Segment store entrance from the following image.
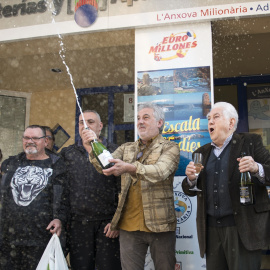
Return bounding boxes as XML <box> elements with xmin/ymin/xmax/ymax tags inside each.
<box><xmin>75</xmin><ymin>85</ymin><xmax>134</xmax><ymax>145</ymax></box>
<box><xmin>215</xmin><ymin>74</ymin><xmax>270</xmax><ymax>153</ymax></box>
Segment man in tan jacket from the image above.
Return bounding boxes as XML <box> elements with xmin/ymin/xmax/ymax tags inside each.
<box><xmin>82</xmin><ymin>102</ymin><xmax>180</xmax><ymax>270</ymax></box>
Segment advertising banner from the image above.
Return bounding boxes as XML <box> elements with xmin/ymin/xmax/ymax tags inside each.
<box><xmin>247</xmin><ymin>85</ymin><xmax>270</xmax><ymax>129</ymax></box>
<box><xmin>135</xmin><ymin>22</ymin><xmax>213</xmax><ymax>269</ymax></box>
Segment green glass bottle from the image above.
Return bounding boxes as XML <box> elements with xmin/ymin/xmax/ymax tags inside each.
<box><xmin>91</xmin><ymin>138</ymin><xmax>114</xmax><ymax>169</ymax></box>
<box><xmin>239</xmin><ymin>152</ymin><xmax>254</xmax><ymax>205</ymax></box>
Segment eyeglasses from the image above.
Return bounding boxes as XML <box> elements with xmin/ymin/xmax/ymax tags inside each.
<box><xmin>137</xmin><ymin>143</ymin><xmax>147</xmax><ymax>160</ymax></box>
<box><xmin>136</xmin><ymin>151</ymin><xmax>143</xmax><ymax>160</ymax></box>
<box><xmin>46</xmin><ymin>135</ymin><xmax>53</xmax><ymax>140</ymax></box>
<box><xmin>22</xmin><ymin>136</ymin><xmax>45</xmax><ymax>142</ymax></box>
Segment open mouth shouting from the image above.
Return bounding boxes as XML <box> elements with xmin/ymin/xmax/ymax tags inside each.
<box><xmin>209</xmin><ymin>128</ymin><xmax>214</xmax><ymax>134</ymax></box>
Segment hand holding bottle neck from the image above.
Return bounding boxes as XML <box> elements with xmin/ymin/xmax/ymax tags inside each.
<box><xmin>237</xmin><ymin>152</ymin><xmax>259</xmax><ymax>174</ymax></box>
<box><xmin>81</xmin><ymin>128</ymin><xmax>99</xmax><ymax>151</ymax></box>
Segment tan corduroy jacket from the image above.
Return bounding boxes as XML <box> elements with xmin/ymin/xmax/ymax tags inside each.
<box><xmin>89</xmin><ymin>134</ymin><xmax>180</xmax><ymax>232</ymax></box>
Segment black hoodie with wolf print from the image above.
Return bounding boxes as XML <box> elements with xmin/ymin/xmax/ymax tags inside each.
<box><xmin>0</xmin><ymin>150</ymin><xmax>69</xmax><ymax>247</ymax></box>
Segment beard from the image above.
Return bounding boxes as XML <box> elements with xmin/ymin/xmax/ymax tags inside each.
<box><xmin>24</xmin><ymin>144</ymin><xmax>38</xmax><ymax>155</ymax></box>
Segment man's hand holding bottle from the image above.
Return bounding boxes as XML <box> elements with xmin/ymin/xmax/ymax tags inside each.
<box><xmin>82</xmin><ymin>129</ymin><xmax>136</xmax><ymax>176</ymax></box>
<box><xmin>82</xmin><ymin>128</ymin><xmax>97</xmax><ymax>145</ymax></box>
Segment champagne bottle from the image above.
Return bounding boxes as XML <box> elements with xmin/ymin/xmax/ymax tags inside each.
<box><xmin>239</xmin><ymin>152</ymin><xmax>254</xmax><ymax>205</ymax></box>
<box><xmin>91</xmin><ymin>138</ymin><xmax>114</xmax><ymax>169</ymax></box>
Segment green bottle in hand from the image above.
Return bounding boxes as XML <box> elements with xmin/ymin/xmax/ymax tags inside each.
<box><xmin>91</xmin><ymin>138</ymin><xmax>114</xmax><ymax>169</ymax></box>
<box><xmin>239</xmin><ymin>152</ymin><xmax>254</xmax><ymax>205</ymax></box>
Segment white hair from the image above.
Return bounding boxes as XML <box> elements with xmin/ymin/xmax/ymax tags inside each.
<box><xmin>209</xmin><ymin>102</ymin><xmax>239</xmax><ymax>131</ymax></box>
<box><xmin>138</xmin><ymin>102</ymin><xmax>165</xmax><ymax>133</ymax></box>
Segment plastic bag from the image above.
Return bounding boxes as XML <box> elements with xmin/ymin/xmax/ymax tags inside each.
<box><xmin>36</xmin><ymin>234</ymin><xmax>69</xmax><ymax>270</ymax></box>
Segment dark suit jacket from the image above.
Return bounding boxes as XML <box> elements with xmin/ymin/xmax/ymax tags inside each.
<box><xmin>182</xmin><ymin>133</ymin><xmax>270</xmax><ymax>258</ymax></box>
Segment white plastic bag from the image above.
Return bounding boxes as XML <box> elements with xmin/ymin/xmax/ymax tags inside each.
<box><xmin>36</xmin><ymin>234</ymin><xmax>69</xmax><ymax>270</ymax></box>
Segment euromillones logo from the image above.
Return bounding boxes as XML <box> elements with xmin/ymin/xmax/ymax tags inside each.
<box><xmin>149</xmin><ymin>31</ymin><xmax>197</xmax><ymax>61</ymax></box>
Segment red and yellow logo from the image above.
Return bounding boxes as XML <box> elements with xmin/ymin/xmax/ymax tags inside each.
<box><xmin>149</xmin><ymin>31</ymin><xmax>197</xmax><ymax>61</ymax></box>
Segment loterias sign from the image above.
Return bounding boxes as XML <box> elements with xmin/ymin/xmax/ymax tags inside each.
<box><xmin>0</xmin><ymin>0</ymin><xmax>74</xmax><ymax>18</ymax></box>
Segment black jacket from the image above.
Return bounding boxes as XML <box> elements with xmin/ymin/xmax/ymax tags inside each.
<box><xmin>0</xmin><ymin>150</ymin><xmax>69</xmax><ymax>247</ymax></box>
<box><xmin>60</xmin><ymin>138</ymin><xmax>120</xmax><ymax>221</ymax></box>
<box><xmin>182</xmin><ymin>133</ymin><xmax>270</xmax><ymax>257</ymax></box>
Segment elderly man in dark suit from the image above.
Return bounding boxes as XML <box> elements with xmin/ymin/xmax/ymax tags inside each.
<box><xmin>182</xmin><ymin>102</ymin><xmax>270</xmax><ymax>270</ymax></box>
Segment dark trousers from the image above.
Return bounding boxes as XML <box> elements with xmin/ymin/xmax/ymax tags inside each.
<box><xmin>119</xmin><ymin>229</ymin><xmax>176</xmax><ymax>270</ymax></box>
<box><xmin>206</xmin><ymin>225</ymin><xmax>261</xmax><ymax>270</ymax></box>
<box><xmin>69</xmin><ymin>219</ymin><xmax>121</xmax><ymax>270</ymax></box>
<box><xmin>0</xmin><ymin>244</ymin><xmax>45</xmax><ymax>270</ymax></box>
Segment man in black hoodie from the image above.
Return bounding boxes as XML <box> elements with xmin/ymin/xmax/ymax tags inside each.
<box><xmin>0</xmin><ymin>125</ymin><xmax>69</xmax><ymax>270</ymax></box>
<box><xmin>61</xmin><ymin>110</ymin><xmax>121</xmax><ymax>270</ymax></box>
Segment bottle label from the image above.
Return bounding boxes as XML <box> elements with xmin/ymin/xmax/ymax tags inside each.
<box><xmin>240</xmin><ymin>186</ymin><xmax>252</xmax><ymax>204</ymax></box>
<box><xmin>98</xmin><ymin>150</ymin><xmax>113</xmax><ymax>167</ymax></box>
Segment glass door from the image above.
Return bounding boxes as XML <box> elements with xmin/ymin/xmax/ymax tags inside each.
<box><xmin>214</xmin><ymin>74</ymin><xmax>270</xmax><ymax>137</ymax></box>
<box><xmin>0</xmin><ymin>93</ymin><xmax>29</xmax><ymax>161</ymax></box>
<box><xmin>75</xmin><ymin>85</ymin><xmax>134</xmax><ymax>145</ymax></box>
<box><xmin>246</xmin><ymin>84</ymin><xmax>270</xmax><ymax>152</ymax></box>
